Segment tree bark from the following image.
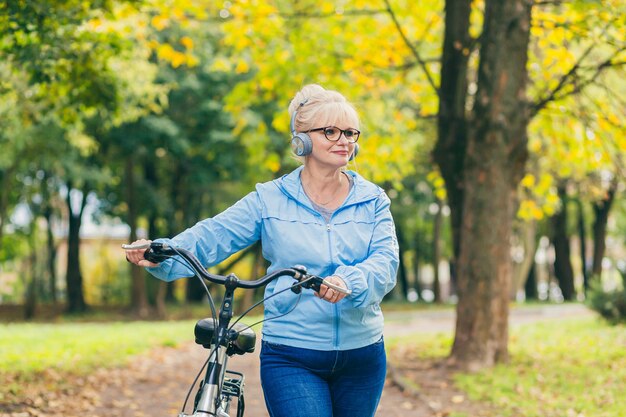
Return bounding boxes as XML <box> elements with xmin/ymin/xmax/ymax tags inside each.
<box><xmin>511</xmin><ymin>219</ymin><xmax>537</xmax><ymax>300</ymax></box>
<box><xmin>412</xmin><ymin>235</ymin><xmax>423</xmax><ymax>299</ymax></box>
<box><xmin>24</xmin><ymin>239</ymin><xmax>38</xmax><ymax>320</ymax></box>
<box><xmin>591</xmin><ymin>179</ymin><xmax>617</xmax><ymax>278</ymax></box>
<box><xmin>42</xmin><ymin>172</ymin><xmax>58</xmax><ymax>304</ymax></box>
<box><xmin>432</xmin><ymin>198</ymin><xmax>442</xmax><ymax>303</ymax></box>
<box><xmin>433</xmin><ymin>0</ymin><xmax>471</xmax><ymax>268</ymax></box>
<box><xmin>551</xmin><ymin>185</ymin><xmax>576</xmax><ymax>301</ymax></box>
<box><xmin>576</xmin><ymin>198</ymin><xmax>589</xmax><ymax>293</ymax></box>
<box><xmin>395</xmin><ymin>220</ymin><xmax>410</xmax><ymax>300</ymax></box>
<box><xmin>65</xmin><ymin>184</ymin><xmax>88</xmax><ymax>313</ymax></box>
<box><xmin>0</xmin><ymin>163</ymin><xmax>18</xmax><ymax>247</ymax></box>
<box><xmin>524</xmin><ymin>262</ymin><xmax>538</xmax><ymax>300</ymax></box>
<box><xmin>125</xmin><ymin>156</ymin><xmax>150</xmax><ymax>317</ymax></box>
<box><xmin>436</xmin><ymin>0</ymin><xmax>532</xmax><ymax>370</ymax></box>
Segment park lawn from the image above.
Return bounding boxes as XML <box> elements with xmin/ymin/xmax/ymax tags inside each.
<box><xmin>0</xmin><ymin>320</ymin><xmax>194</xmax><ymax>398</ymax></box>
<box><xmin>0</xmin><ymin>313</ymin><xmax>265</xmax><ymax>399</ymax></box>
<box><xmin>388</xmin><ymin>316</ymin><xmax>626</xmax><ymax>417</ymax></box>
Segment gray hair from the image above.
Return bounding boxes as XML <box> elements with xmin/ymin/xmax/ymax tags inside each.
<box><xmin>288</xmin><ymin>84</ymin><xmax>360</xmax><ymax>134</ymax></box>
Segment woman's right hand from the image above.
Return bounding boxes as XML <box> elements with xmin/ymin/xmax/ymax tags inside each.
<box><xmin>124</xmin><ymin>239</ymin><xmax>160</xmax><ymax>268</ymax></box>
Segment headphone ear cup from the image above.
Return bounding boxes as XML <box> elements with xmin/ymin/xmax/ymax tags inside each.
<box><xmin>291</xmin><ymin>133</ymin><xmax>313</xmax><ymax>156</ymax></box>
<box><xmin>349</xmin><ymin>143</ymin><xmax>360</xmax><ymax>161</ymax></box>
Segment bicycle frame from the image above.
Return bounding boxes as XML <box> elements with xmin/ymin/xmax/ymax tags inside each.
<box><xmin>186</xmin><ymin>275</ymin><xmax>243</xmax><ymax>417</ymax></box>
<box><xmin>122</xmin><ymin>241</ymin><xmax>351</xmax><ymax>417</ymax></box>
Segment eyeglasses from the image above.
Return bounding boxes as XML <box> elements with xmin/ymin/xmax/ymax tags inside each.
<box><xmin>307</xmin><ymin>126</ymin><xmax>361</xmax><ymax>143</ymax></box>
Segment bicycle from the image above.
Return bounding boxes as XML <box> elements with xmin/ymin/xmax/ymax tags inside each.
<box><xmin>122</xmin><ymin>241</ymin><xmax>351</xmax><ymax>417</ymax></box>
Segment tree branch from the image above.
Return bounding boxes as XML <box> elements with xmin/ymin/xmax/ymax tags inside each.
<box><xmin>281</xmin><ymin>8</ymin><xmax>387</xmax><ymax>19</ymax></box>
<box><xmin>530</xmin><ymin>45</ymin><xmax>625</xmax><ymax>117</ymax></box>
<box><xmin>530</xmin><ymin>42</ymin><xmax>596</xmax><ymax>117</ymax></box>
<box><xmin>550</xmin><ymin>47</ymin><xmax>626</xmax><ymax>103</ymax></box>
<box><xmin>383</xmin><ymin>0</ymin><xmax>439</xmax><ymax>94</ymax></box>
<box><xmin>533</xmin><ymin>0</ymin><xmax>566</xmax><ymax>6</ymax></box>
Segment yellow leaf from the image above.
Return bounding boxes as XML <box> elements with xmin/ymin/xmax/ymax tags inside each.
<box><xmin>321</xmin><ymin>2</ymin><xmax>335</xmax><ymax>14</ymax></box>
<box><xmin>156</xmin><ymin>44</ymin><xmax>175</xmax><ymax>61</ymax></box>
<box><xmin>260</xmin><ymin>78</ymin><xmax>274</xmax><ymax>90</ymax></box>
<box><xmin>170</xmin><ymin>51</ymin><xmax>187</xmax><ymax>68</ymax></box>
<box><xmin>235</xmin><ymin>59</ymin><xmax>250</xmax><ymax>74</ymax></box>
<box><xmin>151</xmin><ymin>15</ymin><xmax>169</xmax><ymax>31</ymax></box>
<box><xmin>211</xmin><ymin>58</ymin><xmax>232</xmax><ymax>72</ymax></box>
<box><xmin>521</xmin><ymin>174</ymin><xmax>536</xmax><ymax>188</ymax></box>
<box><xmin>180</xmin><ymin>36</ymin><xmax>193</xmax><ymax>50</ymax></box>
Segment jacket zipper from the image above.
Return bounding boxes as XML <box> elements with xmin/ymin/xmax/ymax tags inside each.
<box><xmin>325</xmin><ymin>221</ymin><xmax>340</xmax><ymax>349</ymax></box>
<box><xmin>284</xmin><ymin>178</ymin><xmax>376</xmax><ymax>349</ymax></box>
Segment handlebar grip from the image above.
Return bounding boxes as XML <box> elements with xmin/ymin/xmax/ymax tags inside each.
<box><xmin>292</xmin><ymin>275</ymin><xmax>352</xmax><ymax>296</ymax></box>
<box><xmin>143</xmin><ymin>248</ymin><xmax>170</xmax><ymax>264</ymax></box>
<box><xmin>320</xmin><ymin>279</ymin><xmax>352</xmax><ymax>295</ymax></box>
<box><xmin>122</xmin><ymin>242</ymin><xmax>174</xmax><ymax>264</ymax></box>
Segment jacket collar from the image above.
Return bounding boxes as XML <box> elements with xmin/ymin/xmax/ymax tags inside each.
<box><xmin>274</xmin><ymin>166</ymin><xmax>381</xmax><ymax>208</ymax></box>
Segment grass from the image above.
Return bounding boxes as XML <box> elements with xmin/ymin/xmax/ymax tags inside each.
<box><xmin>459</xmin><ymin>318</ymin><xmax>626</xmax><ymax>417</ymax></box>
<box><xmin>0</xmin><ymin>320</ymin><xmax>195</xmax><ymax>376</ymax></box>
<box><xmin>388</xmin><ymin>317</ymin><xmax>626</xmax><ymax>417</ymax></box>
<box><xmin>4</xmin><ymin>304</ymin><xmax>624</xmax><ymax>417</ymax></box>
<box><xmin>0</xmin><ymin>311</ymin><xmax>267</xmax><ymax>403</ymax></box>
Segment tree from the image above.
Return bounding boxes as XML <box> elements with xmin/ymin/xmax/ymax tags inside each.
<box><xmin>212</xmin><ymin>0</ymin><xmax>624</xmax><ymax>370</ymax></box>
<box><xmin>550</xmin><ymin>184</ymin><xmax>576</xmax><ymax>300</ymax></box>
<box><xmin>1</xmin><ymin>0</ymin><xmax>169</xmax><ymax>313</ymax></box>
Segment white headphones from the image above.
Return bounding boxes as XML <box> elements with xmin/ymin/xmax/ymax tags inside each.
<box><xmin>290</xmin><ymin>99</ymin><xmax>359</xmax><ymax>160</ymax></box>
<box><xmin>290</xmin><ymin>99</ymin><xmax>313</xmax><ymax>157</ymax></box>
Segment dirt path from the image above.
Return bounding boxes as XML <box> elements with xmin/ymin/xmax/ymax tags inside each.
<box><xmin>2</xmin><ymin>304</ymin><xmax>593</xmax><ymax>417</ymax></box>
<box><xmin>91</xmin><ymin>339</ymin><xmax>431</xmax><ymax>417</ymax></box>
<box><xmin>90</xmin><ymin>304</ymin><xmax>592</xmax><ymax>417</ymax></box>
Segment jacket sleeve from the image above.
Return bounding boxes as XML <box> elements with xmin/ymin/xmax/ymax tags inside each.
<box><xmin>333</xmin><ymin>192</ymin><xmax>399</xmax><ymax>307</ymax></box>
<box><xmin>145</xmin><ymin>191</ymin><xmax>263</xmax><ymax>282</ymax></box>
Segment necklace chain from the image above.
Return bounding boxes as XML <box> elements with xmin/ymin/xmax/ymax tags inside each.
<box><xmin>303</xmin><ymin>175</ymin><xmax>344</xmax><ymax>206</ymax></box>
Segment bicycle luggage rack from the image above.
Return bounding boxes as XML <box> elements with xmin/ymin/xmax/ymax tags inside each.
<box><xmin>223</xmin><ymin>370</ymin><xmax>245</xmax><ymax>417</ymax></box>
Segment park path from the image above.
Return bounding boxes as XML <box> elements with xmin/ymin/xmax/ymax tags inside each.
<box><xmin>91</xmin><ymin>303</ymin><xmax>592</xmax><ymax>417</ymax></box>
<box><xmin>91</xmin><ymin>339</ymin><xmax>430</xmax><ymax>417</ymax></box>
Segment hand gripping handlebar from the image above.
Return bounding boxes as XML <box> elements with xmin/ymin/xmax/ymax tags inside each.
<box><xmin>121</xmin><ymin>242</ymin><xmax>351</xmax><ymax>295</ymax></box>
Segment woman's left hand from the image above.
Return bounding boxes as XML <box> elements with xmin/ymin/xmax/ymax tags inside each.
<box><xmin>317</xmin><ymin>275</ymin><xmax>348</xmax><ymax>304</ymax></box>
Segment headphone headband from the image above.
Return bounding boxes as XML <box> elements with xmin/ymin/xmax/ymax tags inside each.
<box><xmin>290</xmin><ymin>98</ymin><xmax>309</xmax><ymax>136</ymax></box>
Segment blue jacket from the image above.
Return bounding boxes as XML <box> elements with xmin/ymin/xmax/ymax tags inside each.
<box><xmin>147</xmin><ymin>166</ymin><xmax>399</xmax><ymax>350</ymax></box>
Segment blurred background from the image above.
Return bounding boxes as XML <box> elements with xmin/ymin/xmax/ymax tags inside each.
<box><xmin>1</xmin><ymin>1</ymin><xmax>625</xmax><ymax>416</ymax></box>
<box><xmin>0</xmin><ymin>0</ymin><xmax>624</xmax><ymax>323</ymax></box>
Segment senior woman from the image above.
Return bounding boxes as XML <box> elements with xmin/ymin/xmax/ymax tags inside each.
<box><xmin>125</xmin><ymin>84</ymin><xmax>399</xmax><ymax>417</ymax></box>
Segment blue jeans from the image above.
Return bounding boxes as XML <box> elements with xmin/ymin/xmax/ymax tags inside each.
<box><xmin>259</xmin><ymin>338</ymin><xmax>386</xmax><ymax>417</ymax></box>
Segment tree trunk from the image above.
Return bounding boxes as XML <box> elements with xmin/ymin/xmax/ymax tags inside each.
<box><xmin>432</xmin><ymin>198</ymin><xmax>442</xmax><ymax>303</ymax></box>
<box><xmin>0</xmin><ymin>163</ymin><xmax>18</xmax><ymax>247</ymax></box>
<box><xmin>42</xmin><ymin>172</ymin><xmax>58</xmax><ymax>304</ymax></box>
<box><xmin>125</xmin><ymin>156</ymin><xmax>150</xmax><ymax>317</ymax></box>
<box><xmin>524</xmin><ymin>262</ymin><xmax>538</xmax><ymax>300</ymax></box>
<box><xmin>436</xmin><ymin>0</ymin><xmax>532</xmax><ymax>370</ymax></box>
<box><xmin>511</xmin><ymin>219</ymin><xmax>537</xmax><ymax>300</ymax></box>
<box><xmin>65</xmin><ymin>185</ymin><xmax>87</xmax><ymax>313</ymax></box>
<box><xmin>237</xmin><ymin>243</ymin><xmax>265</xmax><ymax>315</ymax></box>
<box><xmin>591</xmin><ymin>179</ymin><xmax>617</xmax><ymax>278</ymax></box>
<box><xmin>412</xmin><ymin>235</ymin><xmax>423</xmax><ymax>299</ymax></box>
<box><xmin>24</xmin><ymin>242</ymin><xmax>37</xmax><ymax>320</ymax></box>
<box><xmin>576</xmin><ymin>198</ymin><xmax>589</xmax><ymax>293</ymax></box>
<box><xmin>433</xmin><ymin>0</ymin><xmax>471</xmax><ymax>269</ymax></box>
<box><xmin>395</xmin><ymin>220</ymin><xmax>410</xmax><ymax>300</ymax></box>
<box><xmin>551</xmin><ymin>185</ymin><xmax>576</xmax><ymax>301</ymax></box>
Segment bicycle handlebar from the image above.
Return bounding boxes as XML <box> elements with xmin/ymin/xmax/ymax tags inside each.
<box><xmin>121</xmin><ymin>242</ymin><xmax>351</xmax><ymax>295</ymax></box>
